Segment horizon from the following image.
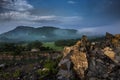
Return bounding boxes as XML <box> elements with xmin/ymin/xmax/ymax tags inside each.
<box><xmin>0</xmin><ymin>0</ymin><xmax>120</xmax><ymax>34</ymax></box>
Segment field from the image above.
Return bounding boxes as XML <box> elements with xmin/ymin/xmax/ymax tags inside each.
<box><xmin>43</xmin><ymin>42</ymin><xmax>64</xmax><ymax>51</ymax></box>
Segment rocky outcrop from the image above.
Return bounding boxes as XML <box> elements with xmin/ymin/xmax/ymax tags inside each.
<box><xmin>105</xmin><ymin>32</ymin><xmax>120</xmax><ymax>47</ymax></box>
<box><xmin>102</xmin><ymin>47</ymin><xmax>115</xmax><ymax>62</ymax></box>
<box><xmin>57</xmin><ymin>33</ymin><xmax>120</xmax><ymax>80</ymax></box>
<box><xmin>71</xmin><ymin>52</ymin><xmax>88</xmax><ymax>79</ymax></box>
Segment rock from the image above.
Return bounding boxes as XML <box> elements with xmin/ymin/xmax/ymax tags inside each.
<box><xmin>71</xmin><ymin>51</ymin><xmax>88</xmax><ymax>79</ymax></box>
<box><xmin>105</xmin><ymin>32</ymin><xmax>120</xmax><ymax>48</ymax></box>
<box><xmin>0</xmin><ymin>64</ymin><xmax>5</xmax><ymax>68</ymax></box>
<box><xmin>58</xmin><ymin>55</ymin><xmax>73</xmax><ymax>80</ymax></box>
<box><xmin>57</xmin><ymin>69</ymin><xmax>73</xmax><ymax>80</ymax></box>
<box><xmin>57</xmin><ymin>33</ymin><xmax>120</xmax><ymax>80</ymax></box>
<box><xmin>105</xmin><ymin>32</ymin><xmax>114</xmax><ymax>40</ymax></box>
<box><xmin>58</xmin><ymin>36</ymin><xmax>89</xmax><ymax>80</ymax></box>
<box><xmin>58</xmin><ymin>58</ymin><xmax>71</xmax><ymax>70</ymax></box>
<box><xmin>115</xmin><ymin>34</ymin><xmax>120</xmax><ymax>39</ymax></box>
<box><xmin>63</xmin><ymin>47</ymin><xmax>72</xmax><ymax>57</ymax></box>
<box><xmin>102</xmin><ymin>47</ymin><xmax>115</xmax><ymax>61</ymax></box>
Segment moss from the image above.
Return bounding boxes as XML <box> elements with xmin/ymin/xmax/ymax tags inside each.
<box><xmin>2</xmin><ymin>72</ymin><xmax>11</xmax><ymax>79</ymax></box>
<box><xmin>13</xmin><ymin>70</ymin><xmax>21</xmax><ymax>78</ymax></box>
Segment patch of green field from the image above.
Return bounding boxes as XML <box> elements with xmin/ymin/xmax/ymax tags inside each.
<box><xmin>43</xmin><ymin>42</ymin><xmax>63</xmax><ymax>51</ymax></box>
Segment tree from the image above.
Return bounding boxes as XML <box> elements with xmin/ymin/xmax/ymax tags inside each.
<box><xmin>55</xmin><ymin>39</ymin><xmax>77</xmax><ymax>47</ymax></box>
<box><xmin>26</xmin><ymin>41</ymin><xmax>43</xmax><ymax>50</ymax></box>
<box><xmin>0</xmin><ymin>43</ymin><xmax>16</xmax><ymax>52</ymax></box>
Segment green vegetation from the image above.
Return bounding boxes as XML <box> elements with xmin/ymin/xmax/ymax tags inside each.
<box><xmin>0</xmin><ymin>43</ymin><xmax>24</xmax><ymax>55</ymax></box>
<box><xmin>54</xmin><ymin>37</ymin><xmax>105</xmax><ymax>47</ymax></box>
<box><xmin>0</xmin><ymin>26</ymin><xmax>79</xmax><ymax>42</ymax></box>
<box><xmin>13</xmin><ymin>70</ymin><xmax>21</xmax><ymax>78</ymax></box>
<box><xmin>43</xmin><ymin>42</ymin><xmax>63</xmax><ymax>51</ymax></box>
<box><xmin>26</xmin><ymin>41</ymin><xmax>42</xmax><ymax>50</ymax></box>
<box><xmin>0</xmin><ymin>36</ymin><xmax>105</xmax><ymax>54</ymax></box>
<box><xmin>2</xmin><ymin>72</ymin><xmax>11</xmax><ymax>79</ymax></box>
<box><xmin>36</xmin><ymin>68</ymin><xmax>49</xmax><ymax>77</ymax></box>
<box><xmin>35</xmin><ymin>58</ymin><xmax>60</xmax><ymax>79</ymax></box>
<box><xmin>0</xmin><ymin>39</ymin><xmax>64</xmax><ymax>80</ymax></box>
<box><xmin>55</xmin><ymin>39</ymin><xmax>78</xmax><ymax>47</ymax></box>
<box><xmin>44</xmin><ymin>59</ymin><xmax>57</xmax><ymax>74</ymax></box>
<box><xmin>0</xmin><ymin>41</ymin><xmax>60</xmax><ymax>55</ymax></box>
<box><xmin>89</xmin><ymin>36</ymin><xmax>105</xmax><ymax>42</ymax></box>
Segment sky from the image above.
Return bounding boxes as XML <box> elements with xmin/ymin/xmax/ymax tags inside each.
<box><xmin>0</xmin><ymin>0</ymin><xmax>120</xmax><ymax>34</ymax></box>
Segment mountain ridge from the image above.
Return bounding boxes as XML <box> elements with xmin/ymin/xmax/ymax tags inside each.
<box><xmin>0</xmin><ymin>26</ymin><xmax>103</xmax><ymax>42</ymax></box>
<box><xmin>0</xmin><ymin>26</ymin><xmax>80</xmax><ymax>42</ymax></box>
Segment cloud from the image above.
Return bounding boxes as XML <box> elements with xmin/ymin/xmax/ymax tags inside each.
<box><xmin>0</xmin><ymin>0</ymin><xmax>33</xmax><ymax>11</ymax></box>
<box><xmin>12</xmin><ymin>0</ymin><xmax>33</xmax><ymax>11</ymax></box>
<box><xmin>0</xmin><ymin>10</ymin><xmax>81</xmax><ymax>24</ymax></box>
<box><xmin>0</xmin><ymin>8</ymin><xmax>82</xmax><ymax>34</ymax></box>
<box><xmin>78</xmin><ymin>27</ymin><xmax>97</xmax><ymax>33</ymax></box>
<box><xmin>0</xmin><ymin>0</ymin><xmax>80</xmax><ymax>34</ymax></box>
<box><xmin>77</xmin><ymin>27</ymin><xmax>98</xmax><ymax>35</ymax></box>
<box><xmin>77</xmin><ymin>21</ymin><xmax>120</xmax><ymax>35</ymax></box>
<box><xmin>0</xmin><ymin>0</ymin><xmax>81</xmax><ymax>25</ymax></box>
<box><xmin>68</xmin><ymin>1</ymin><xmax>76</xmax><ymax>4</ymax></box>
<box><xmin>0</xmin><ymin>11</ymin><xmax>55</xmax><ymax>21</ymax></box>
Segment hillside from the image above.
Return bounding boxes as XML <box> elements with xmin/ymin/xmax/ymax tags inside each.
<box><xmin>0</xmin><ymin>26</ymin><xmax>80</xmax><ymax>42</ymax></box>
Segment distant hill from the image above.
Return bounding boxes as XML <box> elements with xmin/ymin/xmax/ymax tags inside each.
<box><xmin>0</xmin><ymin>26</ymin><xmax>81</xmax><ymax>42</ymax></box>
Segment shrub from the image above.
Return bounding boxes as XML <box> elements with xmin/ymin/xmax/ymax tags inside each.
<box><xmin>44</xmin><ymin>59</ymin><xmax>57</xmax><ymax>74</ymax></box>
<box><xmin>2</xmin><ymin>72</ymin><xmax>11</xmax><ymax>79</ymax></box>
<box><xmin>55</xmin><ymin>39</ymin><xmax>77</xmax><ymax>47</ymax></box>
<box><xmin>26</xmin><ymin>41</ymin><xmax>43</xmax><ymax>50</ymax></box>
<box><xmin>13</xmin><ymin>70</ymin><xmax>21</xmax><ymax>78</ymax></box>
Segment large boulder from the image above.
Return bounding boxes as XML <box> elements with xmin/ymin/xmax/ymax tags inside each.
<box><xmin>63</xmin><ymin>47</ymin><xmax>72</xmax><ymax>57</ymax></box>
<box><xmin>58</xmin><ymin>33</ymin><xmax>120</xmax><ymax>80</ymax></box>
<box><xmin>58</xmin><ymin>36</ymin><xmax>89</xmax><ymax>80</ymax></box>
<box><xmin>102</xmin><ymin>47</ymin><xmax>115</xmax><ymax>61</ymax></box>
<box><xmin>105</xmin><ymin>32</ymin><xmax>120</xmax><ymax>48</ymax></box>
<box><xmin>71</xmin><ymin>51</ymin><xmax>88</xmax><ymax>79</ymax></box>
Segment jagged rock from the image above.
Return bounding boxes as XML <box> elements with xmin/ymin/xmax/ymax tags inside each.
<box><xmin>71</xmin><ymin>51</ymin><xmax>88</xmax><ymax>79</ymax></box>
<box><xmin>105</xmin><ymin>32</ymin><xmax>114</xmax><ymax>41</ymax></box>
<box><xmin>105</xmin><ymin>32</ymin><xmax>120</xmax><ymax>48</ymax></box>
<box><xmin>87</xmin><ymin>49</ymin><xmax>116</xmax><ymax>79</ymax></box>
<box><xmin>115</xmin><ymin>34</ymin><xmax>120</xmax><ymax>39</ymax></box>
<box><xmin>63</xmin><ymin>47</ymin><xmax>72</xmax><ymax>57</ymax></box>
<box><xmin>105</xmin><ymin>32</ymin><xmax>114</xmax><ymax>47</ymax></box>
<box><xmin>102</xmin><ymin>47</ymin><xmax>115</xmax><ymax>61</ymax></box>
<box><xmin>70</xmin><ymin>37</ymin><xmax>89</xmax><ymax>79</ymax></box>
<box><xmin>58</xmin><ymin>33</ymin><xmax>120</xmax><ymax>80</ymax></box>
<box><xmin>58</xmin><ymin>36</ymin><xmax>89</xmax><ymax>80</ymax></box>
<box><xmin>57</xmin><ymin>58</ymin><xmax>73</xmax><ymax>80</ymax></box>
<box><xmin>57</xmin><ymin>70</ymin><xmax>73</xmax><ymax>80</ymax></box>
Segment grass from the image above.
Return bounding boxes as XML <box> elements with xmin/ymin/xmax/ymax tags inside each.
<box><xmin>43</xmin><ymin>42</ymin><xmax>63</xmax><ymax>51</ymax></box>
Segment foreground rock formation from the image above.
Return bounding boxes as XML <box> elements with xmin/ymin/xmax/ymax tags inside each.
<box><xmin>57</xmin><ymin>33</ymin><xmax>120</xmax><ymax>80</ymax></box>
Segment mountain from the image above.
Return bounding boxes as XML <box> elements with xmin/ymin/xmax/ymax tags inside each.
<box><xmin>0</xmin><ymin>26</ymin><xmax>81</xmax><ymax>42</ymax></box>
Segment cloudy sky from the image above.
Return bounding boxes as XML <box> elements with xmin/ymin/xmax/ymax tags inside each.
<box><xmin>0</xmin><ymin>0</ymin><xmax>120</xmax><ymax>34</ymax></box>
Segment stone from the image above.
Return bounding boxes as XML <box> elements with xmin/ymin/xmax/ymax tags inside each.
<box><xmin>71</xmin><ymin>52</ymin><xmax>88</xmax><ymax>79</ymax></box>
<box><xmin>102</xmin><ymin>47</ymin><xmax>115</xmax><ymax>61</ymax></box>
<box><xmin>115</xmin><ymin>34</ymin><xmax>120</xmax><ymax>39</ymax></box>
<box><xmin>105</xmin><ymin>32</ymin><xmax>114</xmax><ymax>40</ymax></box>
<box><xmin>57</xmin><ymin>70</ymin><xmax>73</xmax><ymax>80</ymax></box>
<box><xmin>57</xmin><ymin>33</ymin><xmax>120</xmax><ymax>80</ymax></box>
<box><xmin>63</xmin><ymin>47</ymin><xmax>72</xmax><ymax>57</ymax></box>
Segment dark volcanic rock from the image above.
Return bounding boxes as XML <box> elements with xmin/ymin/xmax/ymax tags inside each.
<box><xmin>58</xmin><ymin>33</ymin><xmax>120</xmax><ymax>80</ymax></box>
